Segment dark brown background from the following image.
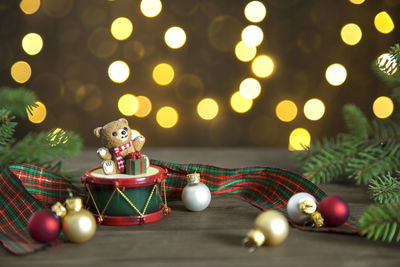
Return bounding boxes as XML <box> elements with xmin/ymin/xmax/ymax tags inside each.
<box><xmin>1</xmin><ymin>0</ymin><xmax>399</xmax><ymax>147</ymax></box>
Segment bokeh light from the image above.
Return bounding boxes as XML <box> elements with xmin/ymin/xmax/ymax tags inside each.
<box><xmin>22</xmin><ymin>33</ymin><xmax>43</xmax><ymax>55</ymax></box>
<box><xmin>20</xmin><ymin>0</ymin><xmax>40</xmax><ymax>15</ymax></box>
<box><xmin>156</xmin><ymin>106</ymin><xmax>179</xmax><ymax>128</ymax></box>
<box><xmin>118</xmin><ymin>94</ymin><xmax>139</xmax><ymax>116</ymax></box>
<box><xmin>135</xmin><ymin>96</ymin><xmax>152</xmax><ymax>118</ymax></box>
<box><xmin>11</xmin><ymin>61</ymin><xmax>31</xmax><ymax>83</ymax></box>
<box><xmin>239</xmin><ymin>78</ymin><xmax>261</xmax><ymax>99</ymax></box>
<box><xmin>340</xmin><ymin>23</ymin><xmax>362</xmax><ymax>46</ymax></box>
<box><xmin>349</xmin><ymin>0</ymin><xmax>365</xmax><ymax>4</ymax></box>
<box><xmin>48</xmin><ymin>128</ymin><xmax>68</xmax><ymax>147</ymax></box>
<box><xmin>374</xmin><ymin>11</ymin><xmax>395</xmax><ymax>34</ymax></box>
<box><xmin>235</xmin><ymin>41</ymin><xmax>257</xmax><ymax>62</ymax></box>
<box><xmin>252</xmin><ymin>55</ymin><xmax>274</xmax><ymax>78</ymax></box>
<box><xmin>289</xmin><ymin>128</ymin><xmax>311</xmax><ymax>151</ymax></box>
<box><xmin>140</xmin><ymin>0</ymin><xmax>162</xmax><ymax>18</ymax></box>
<box><xmin>230</xmin><ymin>91</ymin><xmax>253</xmax><ymax>113</ymax></box>
<box><xmin>108</xmin><ymin>60</ymin><xmax>130</xmax><ymax>83</ymax></box>
<box><xmin>27</xmin><ymin>101</ymin><xmax>46</xmax><ymax>124</ymax></box>
<box><xmin>304</xmin><ymin>98</ymin><xmax>325</xmax><ymax>121</ymax></box>
<box><xmin>197</xmin><ymin>98</ymin><xmax>219</xmax><ymax>120</ymax></box>
<box><xmin>275</xmin><ymin>100</ymin><xmax>297</xmax><ymax>122</ymax></box>
<box><xmin>111</xmin><ymin>17</ymin><xmax>133</xmax><ymax>41</ymax></box>
<box><xmin>164</xmin><ymin>27</ymin><xmax>186</xmax><ymax>49</ymax></box>
<box><xmin>373</xmin><ymin>96</ymin><xmax>393</xmax><ymax>119</ymax></box>
<box><xmin>325</xmin><ymin>63</ymin><xmax>347</xmax><ymax>86</ymax></box>
<box><xmin>242</xmin><ymin>25</ymin><xmax>264</xmax><ymax>47</ymax></box>
<box><xmin>152</xmin><ymin>63</ymin><xmax>174</xmax><ymax>85</ymax></box>
<box><xmin>244</xmin><ymin>1</ymin><xmax>267</xmax><ymax>23</ymax></box>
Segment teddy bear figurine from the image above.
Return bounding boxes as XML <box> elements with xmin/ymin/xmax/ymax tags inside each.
<box><xmin>94</xmin><ymin>118</ymin><xmax>150</xmax><ymax>175</ymax></box>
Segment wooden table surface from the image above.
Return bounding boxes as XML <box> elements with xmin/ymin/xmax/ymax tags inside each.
<box><xmin>1</xmin><ymin>148</ymin><xmax>400</xmax><ymax>267</ymax></box>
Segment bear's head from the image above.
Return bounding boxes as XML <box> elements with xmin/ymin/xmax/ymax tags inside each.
<box><xmin>94</xmin><ymin>118</ymin><xmax>132</xmax><ymax>149</ymax></box>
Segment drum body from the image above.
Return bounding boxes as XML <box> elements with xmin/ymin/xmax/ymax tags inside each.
<box><xmin>81</xmin><ymin>165</ymin><xmax>170</xmax><ymax>226</ymax></box>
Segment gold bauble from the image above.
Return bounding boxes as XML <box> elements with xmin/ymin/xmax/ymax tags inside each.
<box><xmin>253</xmin><ymin>210</ymin><xmax>289</xmax><ymax>246</ymax></box>
<box><xmin>62</xmin><ymin>209</ymin><xmax>96</xmax><ymax>243</ymax></box>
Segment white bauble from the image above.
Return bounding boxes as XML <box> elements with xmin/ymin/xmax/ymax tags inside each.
<box><xmin>182</xmin><ymin>182</ymin><xmax>211</xmax><ymax>212</ymax></box>
<box><xmin>287</xmin><ymin>192</ymin><xmax>317</xmax><ymax>224</ymax></box>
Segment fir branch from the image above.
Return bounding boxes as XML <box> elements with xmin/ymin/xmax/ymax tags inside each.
<box><xmin>0</xmin><ymin>109</ymin><xmax>16</xmax><ymax>146</ymax></box>
<box><xmin>389</xmin><ymin>43</ymin><xmax>400</xmax><ymax>63</ymax></box>
<box><xmin>0</xmin><ymin>130</ymin><xmax>83</xmax><ymax>172</ymax></box>
<box><xmin>0</xmin><ymin>87</ymin><xmax>37</xmax><ymax>117</ymax></box>
<box><xmin>342</xmin><ymin>104</ymin><xmax>372</xmax><ymax>139</ymax></box>
<box><xmin>391</xmin><ymin>87</ymin><xmax>400</xmax><ymax>104</ymax></box>
<box><xmin>347</xmin><ymin>142</ymin><xmax>400</xmax><ymax>184</ymax></box>
<box><xmin>371</xmin><ymin>63</ymin><xmax>400</xmax><ymax>88</ymax></box>
<box><xmin>369</xmin><ymin>173</ymin><xmax>400</xmax><ymax>204</ymax></box>
<box><xmin>359</xmin><ymin>203</ymin><xmax>400</xmax><ymax>242</ymax></box>
<box><xmin>301</xmin><ymin>138</ymin><xmax>361</xmax><ymax>183</ymax></box>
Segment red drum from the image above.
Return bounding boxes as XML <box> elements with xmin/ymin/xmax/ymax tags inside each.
<box><xmin>81</xmin><ymin>165</ymin><xmax>170</xmax><ymax>226</ymax></box>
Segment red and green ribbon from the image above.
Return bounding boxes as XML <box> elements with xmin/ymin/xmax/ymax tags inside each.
<box><xmin>0</xmin><ymin>161</ymin><xmax>359</xmax><ymax>255</ymax></box>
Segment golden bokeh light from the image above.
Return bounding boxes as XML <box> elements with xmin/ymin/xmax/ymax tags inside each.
<box><xmin>48</xmin><ymin>128</ymin><xmax>69</xmax><ymax>147</ymax></box>
<box><xmin>22</xmin><ymin>33</ymin><xmax>43</xmax><ymax>55</ymax></box>
<box><xmin>27</xmin><ymin>101</ymin><xmax>47</xmax><ymax>124</ymax></box>
<box><xmin>275</xmin><ymin>100</ymin><xmax>297</xmax><ymax>122</ymax></box>
<box><xmin>140</xmin><ymin>0</ymin><xmax>162</xmax><ymax>18</ymax></box>
<box><xmin>135</xmin><ymin>96</ymin><xmax>152</xmax><ymax>117</ymax></box>
<box><xmin>349</xmin><ymin>0</ymin><xmax>365</xmax><ymax>4</ymax></box>
<box><xmin>325</xmin><ymin>63</ymin><xmax>347</xmax><ymax>86</ymax></box>
<box><xmin>118</xmin><ymin>94</ymin><xmax>139</xmax><ymax>116</ymax></box>
<box><xmin>289</xmin><ymin>128</ymin><xmax>311</xmax><ymax>151</ymax></box>
<box><xmin>11</xmin><ymin>61</ymin><xmax>32</xmax><ymax>83</ymax></box>
<box><xmin>156</xmin><ymin>106</ymin><xmax>179</xmax><ymax>128</ymax></box>
<box><xmin>20</xmin><ymin>0</ymin><xmax>40</xmax><ymax>15</ymax></box>
<box><xmin>373</xmin><ymin>96</ymin><xmax>394</xmax><ymax>119</ymax></box>
<box><xmin>374</xmin><ymin>11</ymin><xmax>395</xmax><ymax>34</ymax></box>
<box><xmin>244</xmin><ymin>1</ymin><xmax>267</xmax><ymax>23</ymax></box>
<box><xmin>304</xmin><ymin>98</ymin><xmax>325</xmax><ymax>121</ymax></box>
<box><xmin>241</xmin><ymin>25</ymin><xmax>264</xmax><ymax>47</ymax></box>
<box><xmin>197</xmin><ymin>98</ymin><xmax>219</xmax><ymax>120</ymax></box>
<box><xmin>230</xmin><ymin>91</ymin><xmax>253</xmax><ymax>113</ymax></box>
<box><xmin>239</xmin><ymin>78</ymin><xmax>261</xmax><ymax>100</ymax></box>
<box><xmin>235</xmin><ymin>41</ymin><xmax>257</xmax><ymax>62</ymax></box>
<box><xmin>111</xmin><ymin>17</ymin><xmax>133</xmax><ymax>41</ymax></box>
<box><xmin>152</xmin><ymin>63</ymin><xmax>174</xmax><ymax>85</ymax></box>
<box><xmin>340</xmin><ymin>23</ymin><xmax>362</xmax><ymax>46</ymax></box>
<box><xmin>252</xmin><ymin>55</ymin><xmax>274</xmax><ymax>78</ymax></box>
<box><xmin>164</xmin><ymin>26</ymin><xmax>186</xmax><ymax>49</ymax></box>
<box><xmin>108</xmin><ymin>60</ymin><xmax>130</xmax><ymax>83</ymax></box>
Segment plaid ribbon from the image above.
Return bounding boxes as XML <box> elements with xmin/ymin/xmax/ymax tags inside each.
<box><xmin>112</xmin><ymin>140</ymin><xmax>133</xmax><ymax>173</ymax></box>
<box><xmin>0</xmin><ymin>160</ymin><xmax>359</xmax><ymax>255</ymax></box>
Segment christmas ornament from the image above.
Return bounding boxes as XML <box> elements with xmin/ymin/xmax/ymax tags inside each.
<box><xmin>62</xmin><ymin>196</ymin><xmax>96</xmax><ymax>243</ymax></box>
<box><xmin>287</xmin><ymin>192</ymin><xmax>324</xmax><ymax>227</ymax></box>
<box><xmin>318</xmin><ymin>195</ymin><xmax>349</xmax><ymax>227</ymax></box>
<box><xmin>182</xmin><ymin>173</ymin><xmax>211</xmax><ymax>211</ymax></box>
<box><xmin>377</xmin><ymin>53</ymin><xmax>398</xmax><ymax>75</ymax></box>
<box><xmin>28</xmin><ymin>209</ymin><xmax>61</xmax><ymax>243</ymax></box>
<box><xmin>243</xmin><ymin>210</ymin><xmax>289</xmax><ymax>251</ymax></box>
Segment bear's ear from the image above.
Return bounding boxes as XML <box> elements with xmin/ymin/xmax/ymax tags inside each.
<box><xmin>94</xmin><ymin>127</ymin><xmax>102</xmax><ymax>138</ymax></box>
<box><xmin>118</xmin><ymin>118</ymin><xmax>128</xmax><ymax>125</ymax></box>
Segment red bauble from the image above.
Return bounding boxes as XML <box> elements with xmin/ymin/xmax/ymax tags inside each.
<box><xmin>28</xmin><ymin>209</ymin><xmax>61</xmax><ymax>243</ymax></box>
<box><xmin>318</xmin><ymin>196</ymin><xmax>349</xmax><ymax>227</ymax></box>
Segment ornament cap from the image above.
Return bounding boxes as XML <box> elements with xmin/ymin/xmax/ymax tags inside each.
<box><xmin>186</xmin><ymin>173</ymin><xmax>200</xmax><ymax>184</ymax></box>
<box><xmin>65</xmin><ymin>197</ymin><xmax>83</xmax><ymax>213</ymax></box>
<box><xmin>310</xmin><ymin>211</ymin><xmax>324</xmax><ymax>228</ymax></box>
<box><xmin>299</xmin><ymin>199</ymin><xmax>317</xmax><ymax>215</ymax></box>
<box><xmin>242</xmin><ymin>229</ymin><xmax>265</xmax><ymax>252</ymax></box>
<box><xmin>51</xmin><ymin>202</ymin><xmax>67</xmax><ymax>218</ymax></box>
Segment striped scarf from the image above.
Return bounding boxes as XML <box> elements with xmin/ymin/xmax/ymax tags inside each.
<box><xmin>112</xmin><ymin>140</ymin><xmax>133</xmax><ymax>173</ymax></box>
